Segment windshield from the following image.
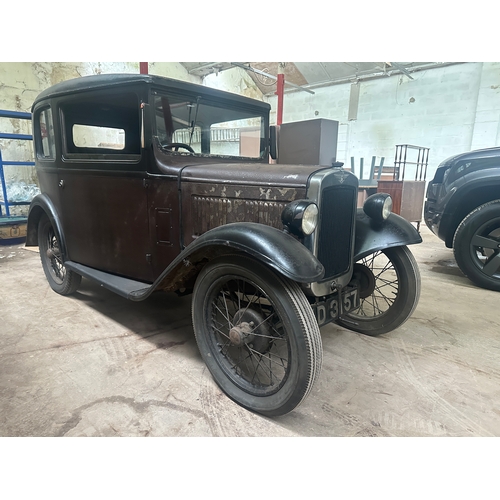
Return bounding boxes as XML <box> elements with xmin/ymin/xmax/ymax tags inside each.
<box><xmin>153</xmin><ymin>93</ymin><xmax>266</xmax><ymax>159</ymax></box>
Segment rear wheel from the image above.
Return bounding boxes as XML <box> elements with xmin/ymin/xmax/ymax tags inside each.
<box><xmin>38</xmin><ymin>214</ymin><xmax>81</xmax><ymax>295</ymax></box>
<box><xmin>337</xmin><ymin>246</ymin><xmax>420</xmax><ymax>336</ymax></box>
<box><xmin>192</xmin><ymin>255</ymin><xmax>322</xmax><ymax>417</ymax></box>
<box><xmin>453</xmin><ymin>200</ymin><xmax>500</xmax><ymax>291</ymax></box>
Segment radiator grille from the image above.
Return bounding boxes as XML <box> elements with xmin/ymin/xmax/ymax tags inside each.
<box><xmin>317</xmin><ymin>185</ymin><xmax>356</xmax><ymax>278</ymax></box>
<box><xmin>192</xmin><ymin>196</ymin><xmax>287</xmax><ymax>235</ymax></box>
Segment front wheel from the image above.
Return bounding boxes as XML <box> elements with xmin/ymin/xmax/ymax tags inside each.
<box><xmin>336</xmin><ymin>246</ymin><xmax>420</xmax><ymax>336</ymax></box>
<box><xmin>192</xmin><ymin>255</ymin><xmax>322</xmax><ymax>417</ymax></box>
<box><xmin>453</xmin><ymin>200</ymin><xmax>500</xmax><ymax>291</ymax></box>
<box><xmin>38</xmin><ymin>214</ymin><xmax>81</xmax><ymax>295</ymax></box>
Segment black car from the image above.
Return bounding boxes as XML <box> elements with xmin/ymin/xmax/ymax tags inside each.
<box><xmin>26</xmin><ymin>73</ymin><xmax>422</xmax><ymax>416</ymax></box>
<box><xmin>424</xmin><ymin>146</ymin><xmax>500</xmax><ymax>291</ymax></box>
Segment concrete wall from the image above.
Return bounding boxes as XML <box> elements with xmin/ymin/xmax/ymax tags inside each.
<box><xmin>203</xmin><ymin>67</ymin><xmax>264</xmax><ymax>100</ymax></box>
<box><xmin>267</xmin><ymin>62</ymin><xmax>500</xmax><ymax>181</ymax></box>
<box><xmin>470</xmin><ymin>62</ymin><xmax>500</xmax><ymax>150</ymax></box>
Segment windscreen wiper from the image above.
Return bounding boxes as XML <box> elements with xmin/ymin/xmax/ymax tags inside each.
<box><xmin>189</xmin><ymin>96</ymin><xmax>201</xmax><ymax>147</ymax></box>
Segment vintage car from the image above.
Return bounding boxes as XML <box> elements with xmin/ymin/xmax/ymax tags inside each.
<box><xmin>26</xmin><ymin>74</ymin><xmax>422</xmax><ymax>416</ymax></box>
<box><xmin>424</xmin><ymin>147</ymin><xmax>500</xmax><ymax>291</ymax></box>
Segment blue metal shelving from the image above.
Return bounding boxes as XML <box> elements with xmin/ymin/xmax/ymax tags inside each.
<box><xmin>0</xmin><ymin>109</ymin><xmax>35</xmax><ymax>218</ymax></box>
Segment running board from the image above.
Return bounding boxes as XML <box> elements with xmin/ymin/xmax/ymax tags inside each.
<box><xmin>65</xmin><ymin>261</ymin><xmax>152</xmax><ymax>301</ymax></box>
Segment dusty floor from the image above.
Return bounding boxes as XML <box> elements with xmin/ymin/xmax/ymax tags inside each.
<box><xmin>0</xmin><ymin>226</ymin><xmax>499</xmax><ymax>437</ymax></box>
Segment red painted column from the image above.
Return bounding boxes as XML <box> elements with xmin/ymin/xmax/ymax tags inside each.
<box><xmin>275</xmin><ymin>71</ymin><xmax>285</xmax><ymax>125</ymax></box>
<box><xmin>140</xmin><ymin>62</ymin><xmax>149</xmax><ymax>74</ymax></box>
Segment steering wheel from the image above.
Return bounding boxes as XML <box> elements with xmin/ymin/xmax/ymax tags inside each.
<box><xmin>162</xmin><ymin>142</ymin><xmax>195</xmax><ymax>153</ymax></box>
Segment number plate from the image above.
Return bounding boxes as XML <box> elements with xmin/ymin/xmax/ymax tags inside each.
<box><xmin>312</xmin><ymin>286</ymin><xmax>360</xmax><ymax>327</ymax></box>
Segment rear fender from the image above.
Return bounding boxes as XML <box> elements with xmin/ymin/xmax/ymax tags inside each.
<box><xmin>26</xmin><ymin>194</ymin><xmax>67</xmax><ymax>258</ymax></box>
<box><xmin>354</xmin><ymin>209</ymin><xmax>422</xmax><ymax>261</ymax></box>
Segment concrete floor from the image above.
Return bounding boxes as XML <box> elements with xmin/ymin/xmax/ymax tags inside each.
<box><xmin>1</xmin><ymin>226</ymin><xmax>499</xmax><ymax>437</ymax></box>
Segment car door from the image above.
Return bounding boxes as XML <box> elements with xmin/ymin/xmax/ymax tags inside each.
<box><xmin>56</xmin><ymin>89</ymin><xmax>154</xmax><ymax>283</ymax></box>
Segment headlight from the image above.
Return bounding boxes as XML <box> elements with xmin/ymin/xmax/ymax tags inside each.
<box><xmin>281</xmin><ymin>200</ymin><xmax>319</xmax><ymax>236</ymax></box>
<box><xmin>363</xmin><ymin>193</ymin><xmax>392</xmax><ymax>222</ymax></box>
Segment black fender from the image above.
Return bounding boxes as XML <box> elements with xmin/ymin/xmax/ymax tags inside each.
<box><xmin>67</xmin><ymin>223</ymin><xmax>325</xmax><ymax>302</ymax></box>
<box><xmin>26</xmin><ymin>194</ymin><xmax>68</xmax><ymax>259</ymax></box>
<box><xmin>353</xmin><ymin>209</ymin><xmax>422</xmax><ymax>261</ymax></box>
<box><xmin>110</xmin><ymin>222</ymin><xmax>325</xmax><ymax>300</ymax></box>
<box><xmin>161</xmin><ymin>222</ymin><xmax>324</xmax><ymax>284</ymax></box>
<box><xmin>439</xmin><ymin>177</ymin><xmax>500</xmax><ymax>247</ymax></box>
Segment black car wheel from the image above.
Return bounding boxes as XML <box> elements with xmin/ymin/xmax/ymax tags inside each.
<box><xmin>337</xmin><ymin>246</ymin><xmax>421</xmax><ymax>336</ymax></box>
<box><xmin>38</xmin><ymin>214</ymin><xmax>81</xmax><ymax>295</ymax></box>
<box><xmin>453</xmin><ymin>200</ymin><xmax>500</xmax><ymax>291</ymax></box>
<box><xmin>192</xmin><ymin>255</ymin><xmax>322</xmax><ymax>417</ymax></box>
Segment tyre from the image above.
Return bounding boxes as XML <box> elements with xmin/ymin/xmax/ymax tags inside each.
<box><xmin>453</xmin><ymin>200</ymin><xmax>500</xmax><ymax>291</ymax></box>
<box><xmin>38</xmin><ymin>214</ymin><xmax>81</xmax><ymax>295</ymax></box>
<box><xmin>192</xmin><ymin>255</ymin><xmax>322</xmax><ymax>417</ymax></box>
<box><xmin>337</xmin><ymin>246</ymin><xmax>420</xmax><ymax>336</ymax></box>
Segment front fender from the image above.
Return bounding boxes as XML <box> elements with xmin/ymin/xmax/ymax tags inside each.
<box><xmin>139</xmin><ymin>222</ymin><xmax>325</xmax><ymax>300</ymax></box>
<box><xmin>439</xmin><ymin>177</ymin><xmax>500</xmax><ymax>247</ymax></box>
<box><xmin>182</xmin><ymin>223</ymin><xmax>324</xmax><ymax>283</ymax></box>
<box><xmin>26</xmin><ymin>194</ymin><xmax>68</xmax><ymax>259</ymax></box>
<box><xmin>354</xmin><ymin>209</ymin><xmax>422</xmax><ymax>261</ymax></box>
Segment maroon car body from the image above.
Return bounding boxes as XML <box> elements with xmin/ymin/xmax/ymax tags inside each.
<box><xmin>26</xmin><ymin>74</ymin><xmax>422</xmax><ymax>416</ymax></box>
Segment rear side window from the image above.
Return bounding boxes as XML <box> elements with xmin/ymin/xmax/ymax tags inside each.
<box><xmin>72</xmin><ymin>124</ymin><xmax>125</xmax><ymax>150</ymax></box>
<box><xmin>61</xmin><ymin>92</ymin><xmax>140</xmax><ymax>157</ymax></box>
<box><xmin>35</xmin><ymin>107</ymin><xmax>56</xmax><ymax>159</ymax></box>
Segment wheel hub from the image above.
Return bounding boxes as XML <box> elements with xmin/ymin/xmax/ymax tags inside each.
<box><xmin>229</xmin><ymin>321</ymin><xmax>254</xmax><ymax>346</ymax></box>
<box><xmin>230</xmin><ymin>308</ymin><xmax>272</xmax><ymax>352</ymax></box>
<box><xmin>352</xmin><ymin>263</ymin><xmax>376</xmax><ymax>299</ymax></box>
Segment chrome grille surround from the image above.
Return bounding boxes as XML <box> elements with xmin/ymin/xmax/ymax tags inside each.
<box><xmin>303</xmin><ymin>168</ymin><xmax>358</xmax><ymax>297</ymax></box>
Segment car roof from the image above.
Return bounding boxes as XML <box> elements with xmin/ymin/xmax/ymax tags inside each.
<box><xmin>32</xmin><ymin>73</ymin><xmax>271</xmax><ymax>112</ymax></box>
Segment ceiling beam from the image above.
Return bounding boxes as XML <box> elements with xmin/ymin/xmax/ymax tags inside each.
<box><xmin>231</xmin><ymin>62</ymin><xmax>315</xmax><ymax>95</ymax></box>
<box><xmin>261</xmin><ymin>62</ymin><xmax>463</xmax><ymax>96</ymax></box>
<box><xmin>187</xmin><ymin>62</ymin><xmax>225</xmax><ymax>74</ymax></box>
<box><xmin>388</xmin><ymin>62</ymin><xmax>414</xmax><ymax>80</ymax></box>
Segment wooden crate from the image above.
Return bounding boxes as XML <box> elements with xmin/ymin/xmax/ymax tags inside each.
<box><xmin>377</xmin><ymin>180</ymin><xmax>426</xmax><ymax>224</ymax></box>
<box><xmin>0</xmin><ymin>217</ymin><xmax>27</xmax><ymax>245</ymax></box>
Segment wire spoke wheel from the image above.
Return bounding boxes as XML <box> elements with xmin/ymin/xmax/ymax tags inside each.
<box><xmin>337</xmin><ymin>246</ymin><xmax>420</xmax><ymax>336</ymax></box>
<box><xmin>192</xmin><ymin>255</ymin><xmax>322</xmax><ymax>416</ymax></box>
<box><xmin>210</xmin><ymin>277</ymin><xmax>290</xmax><ymax>396</ymax></box>
<box><xmin>38</xmin><ymin>214</ymin><xmax>81</xmax><ymax>295</ymax></box>
<box><xmin>46</xmin><ymin>226</ymin><xmax>66</xmax><ymax>284</ymax></box>
<box><xmin>352</xmin><ymin>251</ymin><xmax>399</xmax><ymax>318</ymax></box>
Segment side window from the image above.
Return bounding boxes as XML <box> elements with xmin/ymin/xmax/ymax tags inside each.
<box><xmin>36</xmin><ymin>107</ymin><xmax>56</xmax><ymax>159</ymax></box>
<box><xmin>72</xmin><ymin>124</ymin><xmax>125</xmax><ymax>150</ymax></box>
<box><xmin>61</xmin><ymin>92</ymin><xmax>140</xmax><ymax>157</ymax></box>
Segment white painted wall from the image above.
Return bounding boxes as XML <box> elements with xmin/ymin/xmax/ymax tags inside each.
<box><xmin>266</xmin><ymin>62</ymin><xmax>500</xmax><ymax>181</ymax></box>
<box><xmin>203</xmin><ymin>67</ymin><xmax>264</xmax><ymax>100</ymax></box>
